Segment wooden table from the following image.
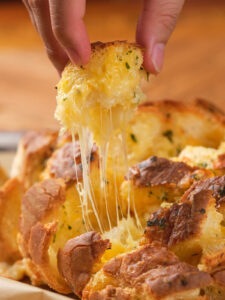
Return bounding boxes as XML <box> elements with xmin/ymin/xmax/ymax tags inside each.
<box><xmin>0</xmin><ymin>0</ymin><xmax>224</xmax><ymax>131</ymax></box>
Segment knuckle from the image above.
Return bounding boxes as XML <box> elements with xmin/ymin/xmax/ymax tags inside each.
<box><xmin>28</xmin><ymin>0</ymin><xmax>43</xmax><ymax>9</ymax></box>
<box><xmin>158</xmin><ymin>12</ymin><xmax>178</xmax><ymax>33</ymax></box>
<box><xmin>45</xmin><ymin>47</ymin><xmax>59</xmax><ymax>62</ymax></box>
<box><xmin>52</xmin><ymin>25</ymin><xmax>72</xmax><ymax>47</ymax></box>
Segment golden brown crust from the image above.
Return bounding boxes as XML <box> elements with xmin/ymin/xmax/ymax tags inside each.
<box><xmin>214</xmin><ymin>154</ymin><xmax>225</xmax><ymax>170</ymax></box>
<box><xmin>20</xmin><ymin>179</ymin><xmax>65</xmax><ymax>255</ymax></box>
<box><xmin>58</xmin><ymin>231</ymin><xmax>111</xmax><ymax>297</ymax></box>
<box><xmin>145</xmin><ymin>190</ymin><xmax>211</xmax><ymax>247</ymax></box>
<box><xmin>28</xmin><ymin>221</ymin><xmax>70</xmax><ymax>293</ymax></box>
<box><xmin>128</xmin><ymin>156</ymin><xmax>197</xmax><ymax>188</ymax></box>
<box><xmin>91</xmin><ymin>41</ymin><xmax>142</xmax><ymax>52</ymax></box>
<box><xmin>0</xmin><ymin>178</ymin><xmax>24</xmax><ymax>262</ymax></box>
<box><xmin>138</xmin><ymin>99</ymin><xmax>225</xmax><ymax>126</ymax></box>
<box><xmin>182</xmin><ymin>175</ymin><xmax>225</xmax><ymax>208</ymax></box>
<box><xmin>0</xmin><ymin>166</ymin><xmax>8</xmax><ymax>187</ymax></box>
<box><xmin>212</xmin><ymin>270</ymin><xmax>225</xmax><ymax>287</ymax></box>
<box><xmin>11</xmin><ymin>130</ymin><xmax>58</xmax><ymax>188</ymax></box>
<box><xmin>45</xmin><ymin>141</ymin><xmax>98</xmax><ymax>185</ymax></box>
<box><xmin>85</xmin><ymin>245</ymin><xmax>211</xmax><ymax>299</ymax></box>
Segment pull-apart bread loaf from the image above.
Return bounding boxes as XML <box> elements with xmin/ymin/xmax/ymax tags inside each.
<box><xmin>0</xmin><ymin>41</ymin><xmax>225</xmax><ymax>299</ymax></box>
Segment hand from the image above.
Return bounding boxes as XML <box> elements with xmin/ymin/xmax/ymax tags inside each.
<box><xmin>23</xmin><ymin>0</ymin><xmax>184</xmax><ymax>74</ymax></box>
<box><xmin>136</xmin><ymin>0</ymin><xmax>185</xmax><ymax>74</ymax></box>
<box><xmin>23</xmin><ymin>0</ymin><xmax>91</xmax><ymax>73</ymax></box>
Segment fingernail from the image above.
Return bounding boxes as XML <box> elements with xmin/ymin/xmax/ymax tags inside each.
<box><xmin>152</xmin><ymin>43</ymin><xmax>165</xmax><ymax>73</ymax></box>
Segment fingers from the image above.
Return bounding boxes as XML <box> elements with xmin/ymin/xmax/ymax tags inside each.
<box><xmin>24</xmin><ymin>0</ymin><xmax>68</xmax><ymax>73</ymax></box>
<box><xmin>136</xmin><ymin>0</ymin><xmax>185</xmax><ymax>74</ymax></box>
<box><xmin>23</xmin><ymin>0</ymin><xmax>91</xmax><ymax>73</ymax></box>
<box><xmin>49</xmin><ymin>0</ymin><xmax>91</xmax><ymax>66</ymax></box>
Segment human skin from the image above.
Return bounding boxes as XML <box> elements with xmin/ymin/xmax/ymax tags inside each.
<box><xmin>23</xmin><ymin>0</ymin><xmax>185</xmax><ymax>74</ymax></box>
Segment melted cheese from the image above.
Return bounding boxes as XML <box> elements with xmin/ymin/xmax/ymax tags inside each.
<box><xmin>55</xmin><ymin>42</ymin><xmax>146</xmax><ymax>236</ymax></box>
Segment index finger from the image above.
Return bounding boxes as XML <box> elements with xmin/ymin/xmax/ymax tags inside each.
<box><xmin>49</xmin><ymin>0</ymin><xmax>91</xmax><ymax>66</ymax></box>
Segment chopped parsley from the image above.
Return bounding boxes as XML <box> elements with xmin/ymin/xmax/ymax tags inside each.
<box><xmin>149</xmin><ymin>190</ymin><xmax>153</xmax><ymax>196</ymax></box>
<box><xmin>146</xmin><ymin>72</ymin><xmax>149</xmax><ymax>82</ymax></box>
<box><xmin>63</xmin><ymin>97</ymin><xmax>67</xmax><ymax>102</ymax></box>
<box><xmin>126</xmin><ymin>50</ymin><xmax>132</xmax><ymax>55</ymax></box>
<box><xmin>90</xmin><ymin>152</ymin><xmax>95</xmax><ymax>161</ymax></box>
<box><xmin>130</xmin><ymin>133</ymin><xmax>137</xmax><ymax>143</ymax></box>
<box><xmin>147</xmin><ymin>218</ymin><xmax>166</xmax><ymax>229</ymax></box>
<box><xmin>160</xmin><ymin>192</ymin><xmax>168</xmax><ymax>201</ymax></box>
<box><xmin>198</xmin><ymin>162</ymin><xmax>208</xmax><ymax>168</ymax></box>
<box><xmin>200</xmin><ymin>208</ymin><xmax>206</xmax><ymax>214</ymax></box>
<box><xmin>54</xmin><ymin>86</ymin><xmax>58</xmax><ymax>90</ymax></box>
<box><xmin>68</xmin><ymin>225</ymin><xmax>72</xmax><ymax>230</ymax></box>
<box><xmin>53</xmin><ymin>234</ymin><xmax>56</xmax><ymax>243</ymax></box>
<box><xmin>163</xmin><ymin>130</ymin><xmax>173</xmax><ymax>143</ymax></box>
<box><xmin>218</xmin><ymin>187</ymin><xmax>225</xmax><ymax>197</ymax></box>
<box><xmin>125</xmin><ymin>62</ymin><xmax>130</xmax><ymax>69</ymax></box>
<box><xmin>181</xmin><ymin>279</ymin><xmax>188</xmax><ymax>286</ymax></box>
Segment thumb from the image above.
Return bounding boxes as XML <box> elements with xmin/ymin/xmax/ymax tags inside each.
<box><xmin>136</xmin><ymin>0</ymin><xmax>185</xmax><ymax>74</ymax></box>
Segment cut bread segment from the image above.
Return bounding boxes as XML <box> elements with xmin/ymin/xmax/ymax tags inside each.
<box><xmin>127</xmin><ymin>99</ymin><xmax>225</xmax><ymax>165</ymax></box>
<box><xmin>145</xmin><ymin>180</ymin><xmax>225</xmax><ymax>267</ymax></box>
<box><xmin>55</xmin><ymin>41</ymin><xmax>146</xmax><ymax>144</ymax></box>
<box><xmin>11</xmin><ymin>130</ymin><xmax>58</xmax><ymax>189</ymax></box>
<box><xmin>58</xmin><ymin>231</ymin><xmax>111</xmax><ymax>297</ymax></box>
<box><xmin>83</xmin><ymin>245</ymin><xmax>211</xmax><ymax>300</ymax></box>
<box><xmin>0</xmin><ymin>178</ymin><xmax>24</xmax><ymax>263</ymax></box>
<box><xmin>121</xmin><ymin>156</ymin><xmax>212</xmax><ymax>226</ymax></box>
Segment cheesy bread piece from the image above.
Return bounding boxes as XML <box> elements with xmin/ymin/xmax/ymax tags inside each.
<box><xmin>175</xmin><ymin>142</ymin><xmax>225</xmax><ymax>175</ymax></box>
<box><xmin>83</xmin><ymin>245</ymin><xmax>211</xmax><ymax>300</ymax></box>
<box><xmin>19</xmin><ymin>178</ymin><xmax>82</xmax><ymax>292</ymax></box>
<box><xmin>121</xmin><ymin>156</ymin><xmax>212</xmax><ymax>226</ymax></box>
<box><xmin>145</xmin><ymin>181</ymin><xmax>225</xmax><ymax>267</ymax></box>
<box><xmin>11</xmin><ymin>130</ymin><xmax>58</xmax><ymax>189</ymax></box>
<box><xmin>41</xmin><ymin>140</ymin><xmax>124</xmax><ymax>231</ymax></box>
<box><xmin>55</xmin><ymin>41</ymin><xmax>146</xmax><ymax>144</ymax></box>
<box><xmin>127</xmin><ymin>99</ymin><xmax>225</xmax><ymax>165</ymax></box>
<box><xmin>0</xmin><ymin>178</ymin><xmax>24</xmax><ymax>263</ymax></box>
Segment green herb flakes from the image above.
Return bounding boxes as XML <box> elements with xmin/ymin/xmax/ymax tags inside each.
<box><xmin>130</xmin><ymin>133</ymin><xmax>137</xmax><ymax>143</ymax></box>
<box><xmin>125</xmin><ymin>62</ymin><xmax>130</xmax><ymax>69</ymax></box>
<box><xmin>53</xmin><ymin>234</ymin><xmax>56</xmax><ymax>243</ymax></box>
<box><xmin>163</xmin><ymin>130</ymin><xmax>173</xmax><ymax>143</ymax></box>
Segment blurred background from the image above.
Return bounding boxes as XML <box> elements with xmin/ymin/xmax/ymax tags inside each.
<box><xmin>0</xmin><ymin>0</ymin><xmax>225</xmax><ymax>132</ymax></box>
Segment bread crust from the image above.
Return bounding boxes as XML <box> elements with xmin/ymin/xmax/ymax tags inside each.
<box><xmin>11</xmin><ymin>130</ymin><xmax>58</xmax><ymax>188</ymax></box>
<box><xmin>20</xmin><ymin>178</ymin><xmax>66</xmax><ymax>255</ymax></box>
<box><xmin>182</xmin><ymin>175</ymin><xmax>225</xmax><ymax>208</ymax></box>
<box><xmin>44</xmin><ymin>141</ymin><xmax>98</xmax><ymax>185</ymax></box>
<box><xmin>138</xmin><ymin>99</ymin><xmax>225</xmax><ymax>126</ymax></box>
<box><xmin>145</xmin><ymin>190</ymin><xmax>212</xmax><ymax>247</ymax></box>
<box><xmin>128</xmin><ymin>156</ymin><xmax>197</xmax><ymax>188</ymax></box>
<box><xmin>0</xmin><ymin>178</ymin><xmax>24</xmax><ymax>262</ymax></box>
<box><xmin>84</xmin><ymin>245</ymin><xmax>211</xmax><ymax>299</ymax></box>
<box><xmin>58</xmin><ymin>231</ymin><xmax>111</xmax><ymax>297</ymax></box>
<box><xmin>29</xmin><ymin>221</ymin><xmax>71</xmax><ymax>293</ymax></box>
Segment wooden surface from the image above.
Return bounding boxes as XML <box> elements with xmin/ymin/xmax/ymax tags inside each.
<box><xmin>0</xmin><ymin>0</ymin><xmax>225</xmax><ymax>131</ymax></box>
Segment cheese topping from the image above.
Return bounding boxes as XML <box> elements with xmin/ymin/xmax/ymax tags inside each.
<box><xmin>55</xmin><ymin>42</ymin><xmax>146</xmax><ymax>235</ymax></box>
